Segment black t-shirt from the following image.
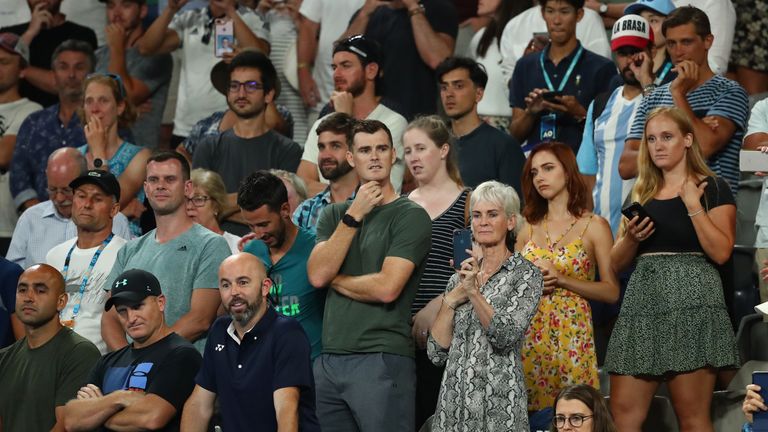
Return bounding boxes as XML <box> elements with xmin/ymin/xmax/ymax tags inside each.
<box><xmin>638</xmin><ymin>176</ymin><xmax>735</xmax><ymax>255</ymax></box>
<box><xmin>456</xmin><ymin>122</ymin><xmax>525</xmax><ymax>195</ymax></box>
<box><xmin>2</xmin><ymin>21</ymin><xmax>97</xmax><ymax>107</ymax></box>
<box><xmin>357</xmin><ymin>0</ymin><xmax>458</xmax><ymax>120</ymax></box>
<box><xmin>87</xmin><ymin>333</ymin><xmax>202</xmax><ymax>432</ymax></box>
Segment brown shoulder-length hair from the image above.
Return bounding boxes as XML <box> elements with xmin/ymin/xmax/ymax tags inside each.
<box><xmin>550</xmin><ymin>384</ymin><xmax>618</xmax><ymax>432</ymax></box>
<box><xmin>521</xmin><ymin>142</ymin><xmax>589</xmax><ymax>224</ymax></box>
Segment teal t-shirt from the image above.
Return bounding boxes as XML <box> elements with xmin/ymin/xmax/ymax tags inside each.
<box><xmin>316</xmin><ymin>197</ymin><xmax>432</xmax><ymax>357</ymax></box>
<box><xmin>107</xmin><ymin>224</ymin><xmax>232</xmax><ymax>352</ymax></box>
<box><xmin>244</xmin><ymin>228</ymin><xmax>325</xmax><ymax>359</ymax></box>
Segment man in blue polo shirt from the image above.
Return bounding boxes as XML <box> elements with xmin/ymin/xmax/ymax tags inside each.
<box><xmin>509</xmin><ymin>0</ymin><xmax>617</xmax><ymax>153</ymax></box>
<box><xmin>181</xmin><ymin>253</ymin><xmax>320</xmax><ymax>432</ymax></box>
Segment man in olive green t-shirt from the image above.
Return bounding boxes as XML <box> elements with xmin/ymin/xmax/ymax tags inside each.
<box><xmin>308</xmin><ymin>119</ymin><xmax>431</xmax><ymax>432</ymax></box>
<box><xmin>0</xmin><ymin>264</ymin><xmax>100</xmax><ymax>431</ymax></box>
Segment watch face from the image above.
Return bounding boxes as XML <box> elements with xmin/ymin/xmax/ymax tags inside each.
<box><xmin>600</xmin><ymin>3</ymin><xmax>608</xmax><ymax>13</ymax></box>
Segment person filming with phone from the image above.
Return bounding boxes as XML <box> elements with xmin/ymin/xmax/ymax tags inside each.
<box><xmin>605</xmin><ymin>106</ymin><xmax>738</xmax><ymax>431</ymax></box>
<box><xmin>428</xmin><ymin>180</ymin><xmax>542</xmax><ymax>431</ymax></box>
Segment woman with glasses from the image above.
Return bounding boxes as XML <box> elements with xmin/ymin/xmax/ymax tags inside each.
<box><xmin>186</xmin><ymin>168</ymin><xmax>240</xmax><ymax>254</ymax></box>
<box><xmin>428</xmin><ymin>180</ymin><xmax>542</xmax><ymax>431</ymax></box>
<box><xmin>550</xmin><ymin>384</ymin><xmax>617</xmax><ymax>432</ymax></box>
<box><xmin>78</xmin><ymin>73</ymin><xmax>150</xmax><ymax>237</ymax></box>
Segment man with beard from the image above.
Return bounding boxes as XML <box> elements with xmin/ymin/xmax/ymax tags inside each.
<box><xmin>45</xmin><ymin>170</ymin><xmax>126</xmax><ymax>354</ymax></box>
<box><xmin>297</xmin><ymin>35</ymin><xmax>407</xmax><ymax>196</ymax></box>
<box><xmin>1</xmin><ymin>0</ymin><xmax>97</xmax><ymax>107</ymax></box>
<box><xmin>94</xmin><ymin>0</ymin><xmax>172</xmax><ymax>149</ymax></box>
<box><xmin>436</xmin><ymin>56</ymin><xmax>525</xmax><ymax>194</ymax></box>
<box><xmin>102</xmin><ymin>151</ymin><xmax>231</xmax><ymax>353</ymax></box>
<box><xmin>0</xmin><ymin>264</ymin><xmax>100</xmax><ymax>431</ymax></box>
<box><xmin>63</xmin><ymin>269</ymin><xmax>202</xmax><ymax>432</ymax></box>
<box><xmin>181</xmin><ymin>253</ymin><xmax>320</xmax><ymax>432</ymax></box>
<box><xmin>238</xmin><ymin>170</ymin><xmax>325</xmax><ymax>359</ymax></box>
<box><xmin>192</xmin><ymin>50</ymin><xmax>302</xmax><ymax>202</ymax></box>
<box><xmin>577</xmin><ymin>14</ymin><xmax>655</xmax><ymax>236</ymax></box>
<box><xmin>293</xmin><ymin>112</ymin><xmax>358</xmax><ymax>233</ymax></box>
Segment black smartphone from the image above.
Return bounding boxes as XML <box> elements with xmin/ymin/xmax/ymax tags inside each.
<box><xmin>452</xmin><ymin>229</ymin><xmax>472</xmax><ymax>270</ymax></box>
<box><xmin>754</xmin><ymin>371</ymin><xmax>768</xmax><ymax>431</ymax></box>
<box><xmin>542</xmin><ymin>91</ymin><xmax>563</xmax><ymax>102</ymax></box>
<box><xmin>621</xmin><ymin>201</ymin><xmax>653</xmax><ymax>224</ymax></box>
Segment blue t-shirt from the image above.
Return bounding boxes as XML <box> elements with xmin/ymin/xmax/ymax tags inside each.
<box><xmin>243</xmin><ymin>228</ymin><xmax>325</xmax><ymax>359</ymax></box>
<box><xmin>196</xmin><ymin>311</ymin><xmax>320</xmax><ymax>432</ymax></box>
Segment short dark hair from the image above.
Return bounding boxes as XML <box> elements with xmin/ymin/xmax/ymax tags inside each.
<box><xmin>316</xmin><ymin>113</ymin><xmax>356</xmax><ymax>148</ymax></box>
<box><xmin>237</xmin><ymin>170</ymin><xmax>288</xmax><ymax>212</ymax></box>
<box><xmin>350</xmin><ymin>119</ymin><xmax>393</xmax><ymax>151</ymax></box>
<box><xmin>52</xmin><ymin>39</ymin><xmax>96</xmax><ymax>72</ymax></box>
<box><xmin>228</xmin><ymin>50</ymin><xmax>278</xmax><ymax>95</ymax></box>
<box><xmin>662</xmin><ymin>6</ymin><xmax>711</xmax><ymax>38</ymax></box>
<box><xmin>540</xmin><ymin>0</ymin><xmax>585</xmax><ymax>9</ymax></box>
<box><xmin>435</xmin><ymin>56</ymin><xmax>488</xmax><ymax>89</ymax></box>
<box><xmin>147</xmin><ymin>151</ymin><xmax>191</xmax><ymax>181</ymax></box>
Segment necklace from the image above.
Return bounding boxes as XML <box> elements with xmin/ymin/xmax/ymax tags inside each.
<box><xmin>543</xmin><ymin>216</ymin><xmax>578</xmax><ymax>250</ymax></box>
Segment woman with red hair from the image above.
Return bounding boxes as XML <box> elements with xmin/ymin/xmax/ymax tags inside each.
<box><xmin>515</xmin><ymin>141</ymin><xmax>619</xmax><ymax>428</ymax></box>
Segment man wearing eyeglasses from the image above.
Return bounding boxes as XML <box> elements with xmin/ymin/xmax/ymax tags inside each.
<box><xmin>192</xmin><ymin>50</ymin><xmax>302</xmax><ymax>222</ymax></box>
<box><xmin>137</xmin><ymin>0</ymin><xmax>269</xmax><ymax>150</ymax></box>
<box><xmin>94</xmin><ymin>0</ymin><xmax>172</xmax><ymax>150</ymax></box>
<box><xmin>6</xmin><ymin>147</ymin><xmax>132</xmax><ymax>269</ymax></box>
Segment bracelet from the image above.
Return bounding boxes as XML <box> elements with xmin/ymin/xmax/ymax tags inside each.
<box><xmin>297</xmin><ymin>62</ymin><xmax>310</xmax><ymax>69</ymax></box>
<box><xmin>688</xmin><ymin>208</ymin><xmax>705</xmax><ymax>217</ymax></box>
<box><xmin>442</xmin><ymin>293</ymin><xmax>455</xmax><ymax>310</ymax></box>
<box><xmin>642</xmin><ymin>84</ymin><xmax>656</xmax><ymax>96</ymax></box>
<box><xmin>409</xmin><ymin>5</ymin><xmax>425</xmax><ymax>17</ymax></box>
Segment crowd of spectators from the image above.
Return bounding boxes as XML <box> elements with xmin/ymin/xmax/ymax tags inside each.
<box><xmin>0</xmin><ymin>0</ymin><xmax>767</xmax><ymax>431</ymax></box>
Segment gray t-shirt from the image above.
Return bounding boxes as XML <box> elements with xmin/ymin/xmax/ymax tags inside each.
<box><xmin>106</xmin><ymin>224</ymin><xmax>231</xmax><ymax>352</ymax></box>
<box><xmin>192</xmin><ymin>129</ymin><xmax>302</xmax><ymax>192</ymax></box>
<box><xmin>95</xmin><ymin>46</ymin><xmax>172</xmax><ymax>149</ymax></box>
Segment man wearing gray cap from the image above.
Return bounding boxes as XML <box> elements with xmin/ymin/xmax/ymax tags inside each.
<box><xmin>46</xmin><ymin>169</ymin><xmax>127</xmax><ymax>354</ymax></box>
<box><xmin>63</xmin><ymin>268</ymin><xmax>202</xmax><ymax>432</ymax></box>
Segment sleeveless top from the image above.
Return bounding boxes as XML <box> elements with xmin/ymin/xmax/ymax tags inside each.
<box><xmin>520</xmin><ymin>215</ymin><xmax>599</xmax><ymax>411</ymax></box>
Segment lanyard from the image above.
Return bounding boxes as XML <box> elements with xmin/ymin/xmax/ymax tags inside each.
<box><xmin>62</xmin><ymin>233</ymin><xmax>114</xmax><ymax>319</ymax></box>
<box><xmin>654</xmin><ymin>60</ymin><xmax>673</xmax><ymax>86</ymax></box>
<box><xmin>540</xmin><ymin>45</ymin><xmax>584</xmax><ymax>92</ymax></box>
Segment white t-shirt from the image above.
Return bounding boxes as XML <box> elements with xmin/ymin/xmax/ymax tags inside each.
<box><xmin>0</xmin><ymin>0</ymin><xmax>28</xmax><ymax>28</ymax></box>
<box><xmin>61</xmin><ymin>0</ymin><xmax>107</xmax><ymax>47</ymax></box>
<box><xmin>499</xmin><ymin>6</ymin><xmax>612</xmax><ymax>86</ymax></box>
<box><xmin>302</xmin><ymin>103</ymin><xmax>407</xmax><ymax>192</ymax></box>
<box><xmin>672</xmin><ymin>0</ymin><xmax>735</xmax><ymax>75</ymax></box>
<box><xmin>0</xmin><ymin>98</ymin><xmax>42</xmax><ymax>237</ymax></box>
<box><xmin>169</xmin><ymin>7</ymin><xmax>269</xmax><ymax>137</ymax></box>
<box><xmin>46</xmin><ymin>235</ymin><xmax>127</xmax><ymax>354</ymax></box>
<box><xmin>298</xmin><ymin>0</ymin><xmax>365</xmax><ymax>113</ymax></box>
<box><xmin>469</xmin><ymin>31</ymin><xmax>510</xmax><ymax>117</ymax></box>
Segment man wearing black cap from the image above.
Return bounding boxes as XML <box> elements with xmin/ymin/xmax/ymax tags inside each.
<box><xmin>192</xmin><ymin>50</ymin><xmax>302</xmax><ymax>219</ymax></box>
<box><xmin>45</xmin><ymin>170</ymin><xmax>127</xmax><ymax>354</ymax></box>
<box><xmin>63</xmin><ymin>268</ymin><xmax>202</xmax><ymax>432</ymax></box>
<box><xmin>297</xmin><ymin>35</ymin><xmax>407</xmax><ymax>196</ymax></box>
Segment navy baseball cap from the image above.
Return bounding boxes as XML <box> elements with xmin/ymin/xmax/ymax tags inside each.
<box><xmin>105</xmin><ymin>269</ymin><xmax>162</xmax><ymax>311</ymax></box>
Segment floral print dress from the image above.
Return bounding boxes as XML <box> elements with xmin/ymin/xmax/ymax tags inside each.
<box><xmin>520</xmin><ymin>215</ymin><xmax>598</xmax><ymax>411</ymax></box>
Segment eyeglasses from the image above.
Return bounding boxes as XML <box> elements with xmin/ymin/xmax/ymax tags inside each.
<box><xmin>186</xmin><ymin>196</ymin><xmax>212</xmax><ymax>207</ymax></box>
<box><xmin>86</xmin><ymin>72</ymin><xmax>126</xmax><ymax>98</ymax></box>
<box><xmin>228</xmin><ymin>80</ymin><xmax>264</xmax><ymax>94</ymax></box>
<box><xmin>47</xmin><ymin>186</ymin><xmax>74</xmax><ymax>197</ymax></box>
<box><xmin>554</xmin><ymin>415</ymin><xmax>593</xmax><ymax>428</ymax></box>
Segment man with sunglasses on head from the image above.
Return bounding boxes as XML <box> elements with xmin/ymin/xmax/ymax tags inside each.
<box><xmin>95</xmin><ymin>0</ymin><xmax>172</xmax><ymax>150</ymax></box>
<box><xmin>137</xmin><ymin>0</ymin><xmax>269</xmax><ymax>150</ymax></box>
<box><xmin>192</xmin><ymin>50</ymin><xmax>302</xmax><ymax>223</ymax></box>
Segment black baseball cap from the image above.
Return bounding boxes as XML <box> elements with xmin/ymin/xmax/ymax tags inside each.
<box><xmin>70</xmin><ymin>169</ymin><xmax>121</xmax><ymax>202</ymax></box>
<box><xmin>105</xmin><ymin>269</ymin><xmax>162</xmax><ymax>311</ymax></box>
<box><xmin>333</xmin><ymin>35</ymin><xmax>381</xmax><ymax>65</ymax></box>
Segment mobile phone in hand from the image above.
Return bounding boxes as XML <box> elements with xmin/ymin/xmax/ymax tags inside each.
<box><xmin>621</xmin><ymin>202</ymin><xmax>653</xmax><ymax>224</ymax></box>
<box><xmin>214</xmin><ymin>18</ymin><xmax>234</xmax><ymax>58</ymax></box>
<box><xmin>754</xmin><ymin>371</ymin><xmax>768</xmax><ymax>432</ymax></box>
<box><xmin>542</xmin><ymin>91</ymin><xmax>564</xmax><ymax>102</ymax></box>
<box><xmin>452</xmin><ymin>229</ymin><xmax>472</xmax><ymax>270</ymax></box>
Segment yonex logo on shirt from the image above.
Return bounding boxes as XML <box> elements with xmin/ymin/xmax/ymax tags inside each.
<box><xmin>215</xmin><ymin>344</ymin><xmax>224</xmax><ymax>352</ymax></box>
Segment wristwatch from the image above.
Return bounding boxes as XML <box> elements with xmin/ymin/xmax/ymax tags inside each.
<box><xmin>598</xmin><ymin>2</ymin><xmax>608</xmax><ymax>15</ymax></box>
<box><xmin>342</xmin><ymin>213</ymin><xmax>362</xmax><ymax>228</ymax></box>
<box><xmin>93</xmin><ymin>158</ymin><xmax>104</xmax><ymax>168</ymax></box>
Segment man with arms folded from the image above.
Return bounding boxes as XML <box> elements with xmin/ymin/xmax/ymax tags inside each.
<box><xmin>307</xmin><ymin>119</ymin><xmax>431</xmax><ymax>431</ymax></box>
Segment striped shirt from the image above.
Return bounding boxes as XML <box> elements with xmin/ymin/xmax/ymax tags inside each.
<box><xmin>627</xmin><ymin>75</ymin><xmax>749</xmax><ymax>195</ymax></box>
<box><xmin>411</xmin><ymin>189</ymin><xmax>469</xmax><ymax>315</ymax></box>
<box><xmin>578</xmin><ymin>86</ymin><xmax>641</xmax><ymax>236</ymax></box>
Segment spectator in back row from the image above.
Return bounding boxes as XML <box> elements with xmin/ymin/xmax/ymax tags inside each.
<box><xmin>297</xmin><ymin>35</ymin><xmax>407</xmax><ymax>196</ymax></box>
<box><xmin>186</xmin><ymin>168</ymin><xmax>241</xmax><ymax>253</ymax></box>
<box><xmin>2</xmin><ymin>0</ymin><xmax>97</xmax><ymax>107</ymax></box>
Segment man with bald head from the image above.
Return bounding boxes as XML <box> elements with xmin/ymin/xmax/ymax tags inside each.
<box><xmin>6</xmin><ymin>147</ymin><xmax>132</xmax><ymax>268</ymax></box>
<box><xmin>181</xmin><ymin>253</ymin><xmax>320</xmax><ymax>432</ymax></box>
<box><xmin>0</xmin><ymin>264</ymin><xmax>100</xmax><ymax>432</ymax></box>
